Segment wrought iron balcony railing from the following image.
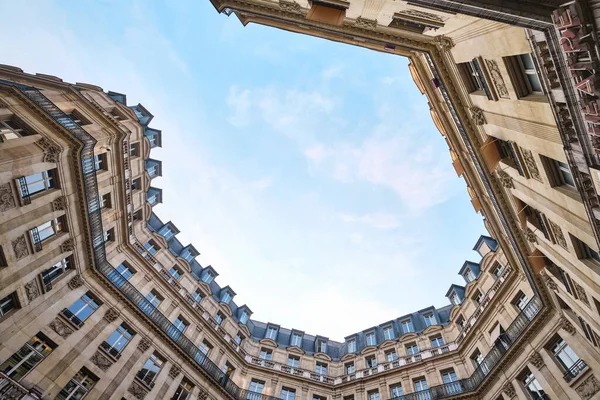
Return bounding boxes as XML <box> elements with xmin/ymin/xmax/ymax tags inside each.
<box><xmin>2</xmin><ymin>81</ymin><xmax>544</xmax><ymax>400</ymax></box>
<box><xmin>0</xmin><ymin>372</ymin><xmax>32</xmax><ymax>400</ymax></box>
<box><xmin>563</xmin><ymin>359</ymin><xmax>587</xmax><ymax>383</ymax></box>
<box><xmin>30</xmin><ymin>227</ymin><xmax>42</xmax><ymax>252</ymax></box>
<box><xmin>17</xmin><ymin>176</ymin><xmax>31</xmax><ymax>205</ymax></box>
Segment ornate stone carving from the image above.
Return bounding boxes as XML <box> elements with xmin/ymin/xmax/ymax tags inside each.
<box><xmin>90</xmin><ymin>350</ymin><xmax>113</xmax><ymax>371</ymax></box>
<box><xmin>35</xmin><ymin>137</ymin><xmax>61</xmax><ymax>163</ymax></box>
<box><xmin>502</xmin><ymin>382</ymin><xmax>516</xmax><ymax>398</ymax></box>
<box><xmin>60</xmin><ymin>239</ymin><xmax>75</xmax><ymax>252</ymax></box>
<box><xmin>137</xmin><ymin>337</ymin><xmax>151</xmax><ymax>352</ymax></box>
<box><xmin>168</xmin><ymin>365</ymin><xmax>181</xmax><ymax>379</ymax></box>
<box><xmin>104</xmin><ymin>307</ymin><xmax>120</xmax><ymax>322</ymax></box>
<box><xmin>469</xmin><ymin>106</ymin><xmax>486</xmax><ymax>125</ymax></box>
<box><xmin>542</xmin><ymin>272</ymin><xmax>558</xmax><ymax>291</ymax></box>
<box><xmin>521</xmin><ymin>149</ymin><xmax>541</xmax><ymax>181</ymax></box>
<box><xmin>485</xmin><ymin>59</ymin><xmax>509</xmax><ymax>98</ymax></box>
<box><xmin>0</xmin><ymin>182</ymin><xmax>17</xmax><ymax>212</ymax></box>
<box><xmin>529</xmin><ymin>351</ymin><xmax>545</xmax><ymax>369</ymax></box>
<box><xmin>67</xmin><ymin>275</ymin><xmax>84</xmax><ymax>290</ymax></box>
<box><xmin>573</xmin><ymin>280</ymin><xmax>590</xmax><ymax>306</ymax></box>
<box><xmin>353</xmin><ymin>17</ymin><xmax>378</xmax><ymax>30</ymax></box>
<box><xmin>279</xmin><ymin>0</ymin><xmax>302</xmax><ymax>14</ymax></box>
<box><xmin>52</xmin><ymin>196</ymin><xmax>67</xmax><ymax>211</ymax></box>
<box><xmin>25</xmin><ymin>279</ymin><xmax>40</xmax><ymax>301</ymax></box>
<box><xmin>559</xmin><ymin>317</ymin><xmax>577</xmax><ymax>335</ymax></box>
<box><xmin>128</xmin><ymin>380</ymin><xmax>149</xmax><ymax>400</ymax></box>
<box><xmin>433</xmin><ymin>35</ymin><xmax>454</xmax><ymax>50</ymax></box>
<box><xmin>524</xmin><ymin>228</ymin><xmax>538</xmax><ymax>244</ymax></box>
<box><xmin>399</xmin><ymin>9</ymin><xmax>445</xmax><ymax>23</ymax></box>
<box><xmin>547</xmin><ymin>220</ymin><xmax>567</xmax><ymax>249</ymax></box>
<box><xmin>576</xmin><ymin>375</ymin><xmax>600</xmax><ymax>400</ymax></box>
<box><xmin>197</xmin><ymin>388</ymin><xmax>209</xmax><ymax>400</ymax></box>
<box><xmin>49</xmin><ymin>317</ymin><xmax>74</xmax><ymax>338</ymax></box>
<box><xmin>497</xmin><ymin>170</ymin><xmax>514</xmax><ymax>189</ymax></box>
<box><xmin>12</xmin><ymin>234</ymin><xmax>29</xmax><ymax>260</ymax></box>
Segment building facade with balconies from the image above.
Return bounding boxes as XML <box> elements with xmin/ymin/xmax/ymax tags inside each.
<box><xmin>1</xmin><ymin>1</ymin><xmax>600</xmax><ymax>399</ymax></box>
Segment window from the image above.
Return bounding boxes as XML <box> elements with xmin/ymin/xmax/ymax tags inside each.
<box><xmin>281</xmin><ymin>388</ymin><xmax>296</xmax><ymax>400</ymax></box>
<box><xmin>199</xmin><ymin>340</ymin><xmax>212</xmax><ymax>356</ymax></box>
<box><xmin>221</xmin><ymin>291</ymin><xmax>232</xmax><ymax>304</ymax></box>
<box><xmin>366</xmin><ymin>332</ymin><xmax>376</xmax><ymax>346</ymax></box>
<box><xmin>345</xmin><ymin>362</ymin><xmax>355</xmax><ymax>374</ymax></box>
<box><xmin>34</xmin><ymin>216</ymin><xmax>65</xmax><ymax>242</ymax></box>
<box><xmin>441</xmin><ymin>370</ymin><xmax>461</xmax><ymax>394</ymax></box>
<box><xmin>496</xmin><ymin>139</ymin><xmax>526</xmax><ymax>176</ymax></box>
<box><xmin>574</xmin><ymin>236</ymin><xmax>600</xmax><ymax>263</ymax></box>
<box><xmin>471</xmin><ymin>349</ymin><xmax>484</xmax><ymax>368</ymax></box>
<box><xmin>192</xmin><ymin>289</ymin><xmax>203</xmax><ymax>303</ymax></box>
<box><xmin>67</xmin><ymin>110</ymin><xmax>90</xmax><ymax>126</ymax></box>
<box><xmin>133</xmin><ymin>209</ymin><xmax>143</xmax><ymax>221</ymax></box>
<box><xmin>347</xmin><ymin>339</ymin><xmax>356</xmax><ymax>353</ymax></box>
<box><xmin>513</xmin><ymin>292</ymin><xmax>530</xmax><ymax>311</ymax></box>
<box><xmin>450</xmin><ymin>292</ymin><xmax>461</xmax><ymax>306</ymax></box>
<box><xmin>182</xmin><ymin>249</ymin><xmax>195</xmax><ymax>262</ymax></box>
<box><xmin>266</xmin><ymin>327</ymin><xmax>278</xmax><ymax>340</ymax></box>
<box><xmin>390</xmin><ymin>385</ymin><xmax>403</xmax><ymax>399</ymax></box>
<box><xmin>316</xmin><ymin>340</ymin><xmax>327</xmax><ymax>353</ymax></box>
<box><xmin>173</xmin><ymin>316</ymin><xmax>188</xmax><ymax>333</ymax></box>
<box><xmin>406</xmin><ymin>343</ymin><xmax>419</xmax><ymax>356</ymax></box>
<box><xmin>103</xmin><ymin>228</ymin><xmax>115</xmax><ymax>244</ymax></box>
<box><xmin>172</xmin><ymin>378</ymin><xmax>194</xmax><ymax>400</ymax></box>
<box><xmin>366</xmin><ymin>355</ymin><xmax>377</xmax><ymax>368</ymax></box>
<box><xmin>0</xmin><ymin>292</ymin><xmax>19</xmax><ymax>318</ymax></box>
<box><xmin>383</xmin><ymin>326</ymin><xmax>394</xmax><ymax>340</ymax></box>
<box><xmin>101</xmin><ymin>324</ymin><xmax>134</xmax><ymax>358</ymax></box>
<box><xmin>240</xmin><ymin>311</ymin><xmax>250</xmax><ymax>324</ymax></box>
<box><xmin>56</xmin><ymin>368</ymin><xmax>98</xmax><ymax>400</ymax></box>
<box><xmin>465</xmin><ymin>268</ymin><xmax>476</xmax><ymax>282</ymax></box>
<box><xmin>148</xmin><ymin>164</ymin><xmax>159</xmax><ymax>177</ymax></box>
<box><xmin>505</xmin><ymin>53</ymin><xmax>543</xmax><ymax>97</ymax></box>
<box><xmin>315</xmin><ymin>361</ymin><xmax>327</xmax><ymax>375</ymax></box>
<box><xmin>0</xmin><ymin>332</ymin><xmax>56</xmax><ymax>381</ymax></box>
<box><xmin>169</xmin><ymin>266</ymin><xmax>182</xmax><ymax>280</ymax></box>
<box><xmin>129</xmin><ymin>142</ymin><xmax>140</xmax><ymax>157</ymax></box>
<box><xmin>137</xmin><ymin>353</ymin><xmax>164</xmax><ymax>387</ymax></box>
<box><xmin>550</xmin><ymin>336</ymin><xmax>580</xmax><ymax>371</ymax></box>
<box><xmin>287</xmin><ymin>355</ymin><xmax>300</xmax><ymax>368</ymax></box>
<box><xmin>401</xmin><ymin>319</ymin><xmax>413</xmax><ymax>333</ymax></box>
<box><xmin>41</xmin><ymin>257</ymin><xmax>72</xmax><ymax>288</ymax></box>
<box><xmin>94</xmin><ymin>153</ymin><xmax>107</xmax><ymax>171</ymax></box>
<box><xmin>492</xmin><ymin>263</ymin><xmax>505</xmax><ymax>278</ymax></box>
<box><xmin>545</xmin><ymin>157</ymin><xmax>575</xmax><ymax>188</ymax></box>
<box><xmin>431</xmin><ymin>336</ymin><xmax>445</xmax><ymax>348</ymax></box>
<box><xmin>114</xmin><ymin>262</ymin><xmax>134</xmax><ymax>280</ymax></box>
<box><xmin>222</xmin><ymin>361</ymin><xmax>235</xmax><ymax>376</ymax></box>
<box><xmin>423</xmin><ymin>313</ymin><xmax>436</xmax><ymax>327</ymax></box>
<box><xmin>413</xmin><ymin>378</ymin><xmax>430</xmax><ymax>400</ymax></box>
<box><xmin>457</xmin><ymin>60</ymin><xmax>486</xmax><ymax>93</ymax></box>
<box><xmin>248</xmin><ymin>380</ymin><xmax>265</xmax><ymax>397</ymax></box>
<box><xmin>144</xmin><ymin>240</ymin><xmax>159</xmax><ymax>255</ymax></box>
<box><xmin>291</xmin><ymin>333</ymin><xmax>302</xmax><ymax>347</ymax></box>
<box><xmin>368</xmin><ymin>391</ymin><xmax>380</xmax><ymax>400</ymax></box>
<box><xmin>148</xmin><ymin>134</ymin><xmax>157</xmax><ymax>146</ymax></box>
<box><xmin>456</xmin><ymin>315</ymin><xmax>466</xmax><ymax>329</ymax></box>
<box><xmin>214</xmin><ymin>312</ymin><xmax>224</xmax><ymax>325</ymax></box>
<box><xmin>19</xmin><ymin>169</ymin><xmax>56</xmax><ymax>198</ymax></box>
<box><xmin>385</xmin><ymin>350</ymin><xmax>398</xmax><ymax>362</ymax></box>
<box><xmin>132</xmin><ymin>178</ymin><xmax>141</xmax><ymax>191</ymax></box>
<box><xmin>259</xmin><ymin>348</ymin><xmax>272</xmax><ymax>360</ymax></box>
<box><xmin>520</xmin><ymin>368</ymin><xmax>547</xmax><ymax>400</ymax></box>
<box><xmin>201</xmin><ymin>271</ymin><xmax>215</xmax><ymax>284</ymax></box>
<box><xmin>234</xmin><ymin>334</ymin><xmax>243</xmax><ymax>345</ymax></box>
<box><xmin>159</xmin><ymin>225</ymin><xmax>175</xmax><ymax>240</ymax></box>
<box><xmin>0</xmin><ymin>117</ymin><xmax>34</xmax><ymax>142</ymax></box>
<box><xmin>0</xmin><ymin>246</ymin><xmax>6</xmax><ymax>267</ymax></box>
<box><xmin>100</xmin><ymin>193</ymin><xmax>111</xmax><ymax>209</ymax></box>
<box><xmin>63</xmin><ymin>293</ymin><xmax>100</xmax><ymax>327</ymax></box>
<box><xmin>473</xmin><ymin>290</ymin><xmax>484</xmax><ymax>305</ymax></box>
<box><xmin>146</xmin><ymin>290</ymin><xmax>163</xmax><ymax>308</ymax></box>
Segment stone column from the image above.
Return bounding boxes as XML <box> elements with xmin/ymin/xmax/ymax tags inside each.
<box><xmin>377</xmin><ymin>377</ymin><xmax>388</xmax><ymax>400</ymax></box>
<box><xmin>155</xmin><ymin>363</ymin><xmax>182</xmax><ymax>399</ymax></box>
<box><xmin>528</xmin><ymin>351</ymin><xmax>569</xmax><ymax>399</ymax></box>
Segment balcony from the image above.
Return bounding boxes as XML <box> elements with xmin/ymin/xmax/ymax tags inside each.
<box><xmin>246</xmin><ymin>356</ymin><xmax>335</xmax><ymax>384</ymax></box>
<box><xmin>563</xmin><ymin>359</ymin><xmax>588</xmax><ymax>383</ymax></box>
<box><xmin>0</xmin><ymin>372</ymin><xmax>40</xmax><ymax>399</ymax></box>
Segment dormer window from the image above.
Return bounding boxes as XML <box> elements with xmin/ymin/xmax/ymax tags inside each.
<box><xmin>148</xmin><ymin>165</ymin><xmax>159</xmax><ymax>177</ymax></box>
<box><xmin>347</xmin><ymin>339</ymin><xmax>356</xmax><ymax>353</ymax></box>
<box><xmin>450</xmin><ymin>293</ymin><xmax>461</xmax><ymax>306</ymax></box>
<box><xmin>132</xmin><ymin>105</ymin><xmax>153</xmax><ymax>126</ymax></box>
<box><xmin>366</xmin><ymin>332</ymin><xmax>376</xmax><ymax>346</ymax></box>
<box><xmin>201</xmin><ymin>270</ymin><xmax>214</xmax><ymax>284</ymax></box>
<box><xmin>291</xmin><ymin>333</ymin><xmax>302</xmax><ymax>347</ymax></box>
<box><xmin>221</xmin><ymin>291</ymin><xmax>232</xmax><ymax>304</ymax></box>
<box><xmin>423</xmin><ymin>313</ymin><xmax>436</xmax><ymax>327</ymax></box>
<box><xmin>401</xmin><ymin>319</ymin><xmax>414</xmax><ymax>333</ymax></box>
<box><xmin>240</xmin><ymin>311</ymin><xmax>250</xmax><ymax>324</ymax></box>
<box><xmin>266</xmin><ymin>327</ymin><xmax>278</xmax><ymax>340</ymax></box>
<box><xmin>144</xmin><ymin>128</ymin><xmax>161</xmax><ymax>148</ymax></box>
<box><xmin>383</xmin><ymin>326</ymin><xmax>394</xmax><ymax>340</ymax></box>
<box><xmin>317</xmin><ymin>339</ymin><xmax>327</xmax><ymax>353</ymax></box>
<box><xmin>464</xmin><ymin>269</ymin><xmax>476</xmax><ymax>282</ymax></box>
<box><xmin>158</xmin><ymin>224</ymin><xmax>176</xmax><ymax>241</ymax></box>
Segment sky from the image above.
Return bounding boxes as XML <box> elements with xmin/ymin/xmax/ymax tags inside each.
<box><xmin>2</xmin><ymin>0</ymin><xmax>485</xmax><ymax>341</ymax></box>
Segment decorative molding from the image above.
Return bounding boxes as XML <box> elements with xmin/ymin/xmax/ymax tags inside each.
<box><xmin>521</xmin><ymin>149</ymin><xmax>541</xmax><ymax>181</ymax></box>
<box><xmin>524</xmin><ymin>228</ymin><xmax>538</xmax><ymax>244</ymax></box>
<box><xmin>60</xmin><ymin>238</ymin><xmax>75</xmax><ymax>252</ymax></box>
<box><xmin>279</xmin><ymin>0</ymin><xmax>302</xmax><ymax>14</ymax></box>
<box><xmin>197</xmin><ymin>388</ymin><xmax>209</xmax><ymax>400</ymax></box>
<box><xmin>541</xmin><ymin>272</ymin><xmax>558</xmax><ymax>291</ymax></box>
<box><xmin>128</xmin><ymin>380</ymin><xmax>149</xmax><ymax>400</ymax></box>
<box><xmin>168</xmin><ymin>365</ymin><xmax>181</xmax><ymax>379</ymax></box>
<box><xmin>137</xmin><ymin>337</ymin><xmax>151</xmax><ymax>352</ymax></box>
<box><xmin>572</xmin><ymin>280</ymin><xmax>590</xmax><ymax>306</ymax></box>
<box><xmin>547</xmin><ymin>220</ymin><xmax>567</xmax><ymax>249</ymax></box>
<box><xmin>485</xmin><ymin>59</ymin><xmax>509</xmax><ymax>98</ymax></box>
<box><xmin>559</xmin><ymin>317</ymin><xmax>577</xmax><ymax>335</ymax></box>
<box><xmin>399</xmin><ymin>9</ymin><xmax>445</xmax><ymax>23</ymax></box>
<box><xmin>432</xmin><ymin>35</ymin><xmax>454</xmax><ymax>50</ymax></box>
<box><xmin>353</xmin><ymin>17</ymin><xmax>378</xmax><ymax>30</ymax></box>
<box><xmin>52</xmin><ymin>195</ymin><xmax>67</xmax><ymax>211</ymax></box>
<box><xmin>35</xmin><ymin>137</ymin><xmax>61</xmax><ymax>163</ymax></box>
<box><xmin>25</xmin><ymin>279</ymin><xmax>40</xmax><ymax>302</ymax></box>
<box><xmin>576</xmin><ymin>375</ymin><xmax>600</xmax><ymax>400</ymax></box>
<box><xmin>496</xmin><ymin>170</ymin><xmax>514</xmax><ymax>189</ymax></box>
<box><xmin>90</xmin><ymin>350</ymin><xmax>113</xmax><ymax>371</ymax></box>
<box><xmin>529</xmin><ymin>351</ymin><xmax>545</xmax><ymax>369</ymax></box>
<box><xmin>12</xmin><ymin>234</ymin><xmax>29</xmax><ymax>260</ymax></box>
<box><xmin>502</xmin><ymin>382</ymin><xmax>516</xmax><ymax>398</ymax></box>
<box><xmin>104</xmin><ymin>307</ymin><xmax>120</xmax><ymax>322</ymax></box>
<box><xmin>0</xmin><ymin>182</ymin><xmax>17</xmax><ymax>212</ymax></box>
<box><xmin>469</xmin><ymin>106</ymin><xmax>486</xmax><ymax>125</ymax></box>
<box><xmin>67</xmin><ymin>275</ymin><xmax>84</xmax><ymax>290</ymax></box>
<box><xmin>49</xmin><ymin>317</ymin><xmax>74</xmax><ymax>338</ymax></box>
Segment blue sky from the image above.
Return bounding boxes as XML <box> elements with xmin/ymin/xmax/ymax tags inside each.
<box><xmin>2</xmin><ymin>0</ymin><xmax>485</xmax><ymax>340</ymax></box>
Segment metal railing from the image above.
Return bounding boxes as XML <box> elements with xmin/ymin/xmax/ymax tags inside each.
<box><xmin>0</xmin><ymin>372</ymin><xmax>29</xmax><ymax>400</ymax></box>
<box><xmin>30</xmin><ymin>227</ymin><xmax>42</xmax><ymax>252</ymax></box>
<box><xmin>563</xmin><ymin>359</ymin><xmax>587</xmax><ymax>383</ymax></box>
<box><xmin>17</xmin><ymin>176</ymin><xmax>31</xmax><ymax>205</ymax></box>
<box><xmin>2</xmin><ymin>82</ymin><xmax>545</xmax><ymax>400</ymax></box>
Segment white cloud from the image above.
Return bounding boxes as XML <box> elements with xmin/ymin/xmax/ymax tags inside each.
<box><xmin>337</xmin><ymin>212</ymin><xmax>400</xmax><ymax>229</ymax></box>
<box><xmin>249</xmin><ymin>177</ymin><xmax>274</xmax><ymax>190</ymax></box>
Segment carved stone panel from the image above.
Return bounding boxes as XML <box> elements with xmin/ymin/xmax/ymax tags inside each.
<box><xmin>279</xmin><ymin>0</ymin><xmax>302</xmax><ymax>14</ymax></box>
<box><xmin>60</xmin><ymin>239</ymin><xmax>75</xmax><ymax>252</ymax></box>
<box><xmin>572</xmin><ymin>280</ymin><xmax>590</xmax><ymax>306</ymax></box>
<box><xmin>52</xmin><ymin>196</ymin><xmax>67</xmax><ymax>211</ymax></box>
<box><xmin>128</xmin><ymin>380</ymin><xmax>149</xmax><ymax>400</ymax></box>
<box><xmin>496</xmin><ymin>170</ymin><xmax>514</xmax><ymax>189</ymax></box>
<box><xmin>103</xmin><ymin>307</ymin><xmax>120</xmax><ymax>322</ymax></box>
<box><xmin>485</xmin><ymin>59</ymin><xmax>509</xmax><ymax>98</ymax></box>
<box><xmin>12</xmin><ymin>234</ymin><xmax>29</xmax><ymax>260</ymax></box>
<box><xmin>502</xmin><ymin>382</ymin><xmax>516</xmax><ymax>398</ymax></box>
<box><xmin>469</xmin><ymin>106</ymin><xmax>486</xmax><ymax>125</ymax></box>
<box><xmin>49</xmin><ymin>317</ymin><xmax>74</xmax><ymax>338</ymax></box>
<box><xmin>0</xmin><ymin>182</ymin><xmax>17</xmax><ymax>212</ymax></box>
<box><xmin>400</xmin><ymin>9</ymin><xmax>445</xmax><ymax>23</ymax></box>
<box><xmin>168</xmin><ymin>365</ymin><xmax>181</xmax><ymax>379</ymax></box>
<box><xmin>560</xmin><ymin>317</ymin><xmax>577</xmax><ymax>335</ymax></box>
<box><xmin>576</xmin><ymin>375</ymin><xmax>600</xmax><ymax>400</ymax></box>
<box><xmin>524</xmin><ymin>228</ymin><xmax>538</xmax><ymax>244</ymax></box>
<box><xmin>90</xmin><ymin>350</ymin><xmax>113</xmax><ymax>371</ymax></box>
<box><xmin>521</xmin><ymin>149</ymin><xmax>542</xmax><ymax>181</ymax></box>
<box><xmin>35</xmin><ymin>137</ymin><xmax>61</xmax><ymax>163</ymax></box>
<box><xmin>353</xmin><ymin>17</ymin><xmax>378</xmax><ymax>30</ymax></box>
<box><xmin>67</xmin><ymin>275</ymin><xmax>84</xmax><ymax>290</ymax></box>
<box><xmin>542</xmin><ymin>273</ymin><xmax>558</xmax><ymax>291</ymax></box>
<box><xmin>547</xmin><ymin>220</ymin><xmax>567</xmax><ymax>249</ymax></box>
<box><xmin>529</xmin><ymin>351</ymin><xmax>545</xmax><ymax>369</ymax></box>
<box><xmin>432</xmin><ymin>35</ymin><xmax>454</xmax><ymax>50</ymax></box>
<box><xmin>197</xmin><ymin>388</ymin><xmax>209</xmax><ymax>400</ymax></box>
<box><xmin>25</xmin><ymin>279</ymin><xmax>40</xmax><ymax>301</ymax></box>
<box><xmin>137</xmin><ymin>337</ymin><xmax>151</xmax><ymax>352</ymax></box>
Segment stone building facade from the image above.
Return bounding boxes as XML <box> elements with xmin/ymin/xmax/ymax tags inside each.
<box><xmin>1</xmin><ymin>0</ymin><xmax>600</xmax><ymax>399</ymax></box>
